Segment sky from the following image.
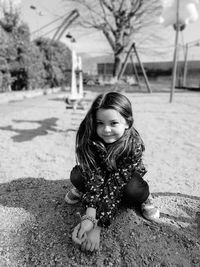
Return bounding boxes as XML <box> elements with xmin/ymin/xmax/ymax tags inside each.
<box><xmin>2</xmin><ymin>0</ymin><xmax>200</xmax><ymax>62</ymax></box>
<box><xmin>20</xmin><ymin>0</ymin><xmax>111</xmax><ymax>57</ymax></box>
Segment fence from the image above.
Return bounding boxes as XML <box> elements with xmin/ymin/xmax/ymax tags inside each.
<box><xmin>97</xmin><ymin>61</ymin><xmax>200</xmax><ymax>89</ymax></box>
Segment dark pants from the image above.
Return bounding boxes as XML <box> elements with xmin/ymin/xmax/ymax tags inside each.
<box><xmin>70</xmin><ymin>165</ymin><xmax>149</xmax><ymax>205</ymax></box>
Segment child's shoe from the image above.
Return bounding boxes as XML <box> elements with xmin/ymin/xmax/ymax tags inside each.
<box><xmin>141</xmin><ymin>195</ymin><xmax>160</xmax><ymax>221</ymax></box>
<box><xmin>65</xmin><ymin>187</ymin><xmax>82</xmax><ymax>204</ymax></box>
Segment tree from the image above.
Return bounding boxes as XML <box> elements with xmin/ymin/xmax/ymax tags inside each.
<box><xmin>0</xmin><ymin>9</ymin><xmax>31</xmax><ymax>90</ymax></box>
<box><xmin>65</xmin><ymin>0</ymin><xmax>162</xmax><ymax>79</ymax></box>
<box><xmin>0</xmin><ymin>10</ymin><xmax>71</xmax><ymax>90</ymax></box>
<box><xmin>34</xmin><ymin>37</ymin><xmax>72</xmax><ymax>88</ymax></box>
<box><xmin>27</xmin><ymin>43</ymin><xmax>46</xmax><ymax>90</ymax></box>
<box><xmin>0</xmin><ymin>8</ymin><xmax>19</xmax><ymax>33</ymax></box>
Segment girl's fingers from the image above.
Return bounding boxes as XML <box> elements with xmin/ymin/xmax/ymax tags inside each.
<box><xmin>94</xmin><ymin>242</ymin><xmax>99</xmax><ymax>251</ymax></box>
<box><xmin>85</xmin><ymin>240</ymin><xmax>92</xmax><ymax>251</ymax></box>
<box><xmin>72</xmin><ymin>224</ymin><xmax>82</xmax><ymax>244</ymax></box>
<box><xmin>77</xmin><ymin>228</ymin><xmax>86</xmax><ymax>240</ymax></box>
<box><xmin>81</xmin><ymin>232</ymin><xmax>87</xmax><ymax>242</ymax></box>
<box><xmin>90</xmin><ymin>242</ymin><xmax>96</xmax><ymax>252</ymax></box>
<box><xmin>72</xmin><ymin>224</ymin><xmax>88</xmax><ymax>245</ymax></box>
<box><xmin>81</xmin><ymin>241</ymin><xmax>87</xmax><ymax>251</ymax></box>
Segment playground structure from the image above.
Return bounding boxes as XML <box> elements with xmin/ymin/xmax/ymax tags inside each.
<box><xmin>117</xmin><ymin>43</ymin><xmax>152</xmax><ymax>93</ymax></box>
<box><xmin>52</xmin><ymin>10</ymin><xmax>79</xmax><ymax>42</ymax></box>
<box><xmin>31</xmin><ymin>7</ymin><xmax>84</xmax><ymax>108</ymax></box>
<box><xmin>181</xmin><ymin>40</ymin><xmax>200</xmax><ymax>89</ymax></box>
<box><xmin>51</xmin><ymin>10</ymin><xmax>84</xmax><ymax>108</ymax></box>
<box><xmin>65</xmin><ymin>35</ymin><xmax>84</xmax><ymax>109</ymax></box>
<box><xmin>160</xmin><ymin>0</ymin><xmax>199</xmax><ymax>102</ymax></box>
<box><xmin>30</xmin><ymin>6</ymin><xmax>152</xmax><ymax>99</ymax></box>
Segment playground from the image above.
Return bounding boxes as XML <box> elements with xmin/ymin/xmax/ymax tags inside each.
<box><xmin>0</xmin><ymin>88</ymin><xmax>199</xmax><ymax>266</ymax></box>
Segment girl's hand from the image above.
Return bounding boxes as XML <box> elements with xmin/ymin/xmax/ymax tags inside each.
<box><xmin>77</xmin><ymin>219</ymin><xmax>93</xmax><ymax>240</ymax></box>
<box><xmin>72</xmin><ymin>223</ymin><xmax>87</xmax><ymax>245</ymax></box>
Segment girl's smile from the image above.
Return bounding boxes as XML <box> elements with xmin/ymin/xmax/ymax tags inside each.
<box><xmin>96</xmin><ymin>108</ymin><xmax>129</xmax><ymax>144</ymax></box>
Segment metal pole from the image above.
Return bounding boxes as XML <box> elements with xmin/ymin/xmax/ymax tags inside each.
<box><xmin>133</xmin><ymin>44</ymin><xmax>152</xmax><ymax>93</ymax></box>
<box><xmin>130</xmin><ymin>54</ymin><xmax>142</xmax><ymax>90</ymax></box>
<box><xmin>170</xmin><ymin>0</ymin><xmax>180</xmax><ymax>103</ymax></box>
<box><xmin>183</xmin><ymin>43</ymin><xmax>189</xmax><ymax>87</ymax></box>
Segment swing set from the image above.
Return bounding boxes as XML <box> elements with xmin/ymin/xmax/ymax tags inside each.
<box><xmin>178</xmin><ymin>40</ymin><xmax>200</xmax><ymax>90</ymax></box>
<box><xmin>117</xmin><ymin>42</ymin><xmax>152</xmax><ymax>93</ymax></box>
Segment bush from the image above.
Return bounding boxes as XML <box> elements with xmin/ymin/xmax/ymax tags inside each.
<box><xmin>0</xmin><ymin>11</ymin><xmax>72</xmax><ymax>91</ymax></box>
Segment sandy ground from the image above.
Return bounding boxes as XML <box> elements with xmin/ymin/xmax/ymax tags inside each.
<box><xmin>0</xmin><ymin>89</ymin><xmax>199</xmax><ymax>266</ymax></box>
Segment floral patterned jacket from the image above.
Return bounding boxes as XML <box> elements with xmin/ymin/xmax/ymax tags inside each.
<box><xmin>81</xmin><ymin>132</ymin><xmax>147</xmax><ymax>227</ymax></box>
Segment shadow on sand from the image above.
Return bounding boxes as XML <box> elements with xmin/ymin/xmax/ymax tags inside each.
<box><xmin>0</xmin><ymin>177</ymin><xmax>199</xmax><ymax>266</ymax></box>
<box><xmin>0</xmin><ymin>118</ymin><xmax>62</xmax><ymax>142</ymax></box>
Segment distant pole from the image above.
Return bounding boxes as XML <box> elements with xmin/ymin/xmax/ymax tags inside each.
<box><xmin>183</xmin><ymin>43</ymin><xmax>189</xmax><ymax>87</ymax></box>
<box><xmin>78</xmin><ymin>56</ymin><xmax>83</xmax><ymax>98</ymax></box>
<box><xmin>71</xmin><ymin>47</ymin><xmax>78</xmax><ymax>99</ymax></box>
<box><xmin>66</xmin><ymin>34</ymin><xmax>78</xmax><ymax>99</ymax></box>
<box><xmin>170</xmin><ymin>0</ymin><xmax>180</xmax><ymax>103</ymax></box>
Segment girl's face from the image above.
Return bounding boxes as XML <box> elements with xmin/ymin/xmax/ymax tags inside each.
<box><xmin>96</xmin><ymin>108</ymin><xmax>129</xmax><ymax>144</ymax></box>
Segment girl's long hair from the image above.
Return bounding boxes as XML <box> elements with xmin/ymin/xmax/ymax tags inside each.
<box><xmin>75</xmin><ymin>92</ymin><xmax>144</xmax><ymax>172</ymax></box>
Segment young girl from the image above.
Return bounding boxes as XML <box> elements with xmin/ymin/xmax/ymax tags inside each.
<box><xmin>65</xmin><ymin>92</ymin><xmax>160</xmax><ymax>252</ymax></box>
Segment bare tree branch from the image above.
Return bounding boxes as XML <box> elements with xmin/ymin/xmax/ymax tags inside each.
<box><xmin>64</xmin><ymin>0</ymin><xmax>163</xmax><ymax>78</ymax></box>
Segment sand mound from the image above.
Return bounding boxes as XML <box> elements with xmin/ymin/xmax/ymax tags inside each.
<box><xmin>0</xmin><ymin>178</ymin><xmax>199</xmax><ymax>266</ymax></box>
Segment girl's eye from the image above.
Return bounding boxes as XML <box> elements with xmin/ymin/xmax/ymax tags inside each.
<box><xmin>96</xmin><ymin>122</ymin><xmax>103</xmax><ymax>125</ymax></box>
<box><xmin>111</xmin><ymin>121</ymin><xmax>119</xmax><ymax>126</ymax></box>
